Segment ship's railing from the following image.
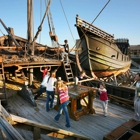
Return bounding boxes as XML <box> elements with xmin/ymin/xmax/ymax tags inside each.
<box><xmin>76</xmin><ymin>15</ymin><xmax>115</xmax><ymax>43</ymax></box>
<box><xmin>116</xmin><ymin>38</ymin><xmax>129</xmax><ymax>43</ymax></box>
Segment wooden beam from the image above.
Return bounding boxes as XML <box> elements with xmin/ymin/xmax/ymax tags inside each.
<box><xmin>66</xmin><ymin>78</ymin><xmax>95</xmax><ymax>86</ymax></box>
<box><xmin>0</xmin><ymin>46</ymin><xmax>23</xmax><ymax>50</ymax></box>
<box><xmin>0</xmin><ymin>116</ymin><xmax>25</xmax><ymax>140</ymax></box>
<box><xmin>10</xmin><ymin>114</ymin><xmax>90</xmax><ymax>140</ymax></box>
<box><xmin>1</xmin><ymin>105</ymin><xmax>90</xmax><ymax>139</ymax></box>
<box><xmin>108</xmin><ymin>94</ymin><xmax>134</xmax><ymax>109</ymax></box>
<box><xmin>33</xmin><ymin>127</ymin><xmax>41</xmax><ymax>140</ymax></box>
<box><xmin>0</xmin><ymin>104</ymin><xmax>24</xmax><ymax>140</ymax></box>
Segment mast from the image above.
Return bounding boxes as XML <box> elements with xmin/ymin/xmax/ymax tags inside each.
<box><xmin>27</xmin><ymin>0</ymin><xmax>34</xmax><ymax>55</ymax></box>
<box><xmin>27</xmin><ymin>0</ymin><xmax>34</xmax><ymax>85</ymax></box>
<box><xmin>27</xmin><ymin>0</ymin><xmax>52</xmax><ymax>85</ymax></box>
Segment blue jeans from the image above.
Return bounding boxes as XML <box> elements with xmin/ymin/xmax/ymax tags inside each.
<box><xmin>46</xmin><ymin>90</ymin><xmax>55</xmax><ymax>111</ymax></box>
<box><xmin>38</xmin><ymin>85</ymin><xmax>46</xmax><ymax>97</ymax></box>
<box><xmin>100</xmin><ymin>100</ymin><xmax>108</xmax><ymax>116</ymax></box>
<box><xmin>34</xmin><ymin>85</ymin><xmax>46</xmax><ymax>100</ymax></box>
<box><xmin>54</xmin><ymin>100</ymin><xmax>71</xmax><ymax>127</ymax></box>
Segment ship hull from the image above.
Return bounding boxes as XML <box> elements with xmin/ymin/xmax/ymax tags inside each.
<box><xmin>75</xmin><ymin>16</ymin><xmax>131</xmax><ymax>78</ymax></box>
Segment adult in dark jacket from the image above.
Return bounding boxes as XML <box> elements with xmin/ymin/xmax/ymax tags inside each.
<box><xmin>77</xmin><ymin>70</ymin><xmax>87</xmax><ymax>110</ymax></box>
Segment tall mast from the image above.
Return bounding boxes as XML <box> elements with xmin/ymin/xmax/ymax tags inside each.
<box><xmin>27</xmin><ymin>0</ymin><xmax>34</xmax><ymax>55</ymax></box>
<box><xmin>27</xmin><ymin>0</ymin><xmax>34</xmax><ymax>86</ymax></box>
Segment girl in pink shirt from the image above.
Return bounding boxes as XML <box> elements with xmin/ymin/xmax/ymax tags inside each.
<box><xmin>54</xmin><ymin>80</ymin><xmax>71</xmax><ymax>128</ymax></box>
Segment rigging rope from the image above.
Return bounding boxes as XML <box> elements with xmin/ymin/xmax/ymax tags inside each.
<box><xmin>70</xmin><ymin>0</ymin><xmax>111</xmax><ymax>53</ymax></box>
<box><xmin>91</xmin><ymin>0</ymin><xmax>111</xmax><ymax>24</ymax></box>
<box><xmin>32</xmin><ymin>0</ymin><xmax>52</xmax><ymax>43</ymax></box>
<box><xmin>39</xmin><ymin>0</ymin><xmax>42</xmax><ymax>43</ymax></box>
<box><xmin>59</xmin><ymin>0</ymin><xmax>75</xmax><ymax>44</ymax></box>
<box><xmin>0</xmin><ymin>29</ymin><xmax>5</xmax><ymax>36</ymax></box>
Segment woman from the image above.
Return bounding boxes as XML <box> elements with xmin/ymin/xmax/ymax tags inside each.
<box><xmin>46</xmin><ymin>71</ymin><xmax>57</xmax><ymax>112</ymax></box>
<box><xmin>134</xmin><ymin>73</ymin><xmax>140</xmax><ymax>121</ymax></box>
<box><xmin>54</xmin><ymin>80</ymin><xmax>71</xmax><ymax>128</ymax></box>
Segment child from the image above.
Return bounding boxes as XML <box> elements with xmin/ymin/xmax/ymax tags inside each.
<box><xmin>59</xmin><ymin>39</ymin><xmax>69</xmax><ymax>64</ymax></box>
<box><xmin>40</xmin><ymin>66</ymin><xmax>51</xmax><ymax>79</ymax></box>
<box><xmin>98</xmin><ymin>82</ymin><xmax>108</xmax><ymax>117</ymax></box>
<box><xmin>54</xmin><ymin>80</ymin><xmax>71</xmax><ymax>128</ymax></box>
<box><xmin>34</xmin><ymin>72</ymin><xmax>50</xmax><ymax>100</ymax></box>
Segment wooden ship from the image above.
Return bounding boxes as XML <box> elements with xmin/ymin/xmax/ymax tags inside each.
<box><xmin>74</xmin><ymin>15</ymin><xmax>137</xmax><ymax>110</ymax></box>
<box><xmin>0</xmin><ymin>0</ymin><xmax>140</xmax><ymax>140</ymax></box>
<box><xmin>75</xmin><ymin>15</ymin><xmax>131</xmax><ymax>78</ymax></box>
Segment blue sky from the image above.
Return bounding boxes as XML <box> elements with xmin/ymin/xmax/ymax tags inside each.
<box><xmin>0</xmin><ymin>0</ymin><xmax>140</xmax><ymax>49</ymax></box>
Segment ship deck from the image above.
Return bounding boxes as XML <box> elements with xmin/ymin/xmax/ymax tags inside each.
<box><xmin>2</xmin><ymin>55</ymin><xmax>61</xmax><ymax>67</ymax></box>
<box><xmin>4</xmin><ymin>88</ymin><xmax>134</xmax><ymax>140</ymax></box>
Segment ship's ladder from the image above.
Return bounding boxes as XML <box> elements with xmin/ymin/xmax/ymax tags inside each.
<box><xmin>0</xmin><ymin>56</ymin><xmax>7</xmax><ymax>105</ymax></box>
<box><xmin>63</xmin><ymin>62</ymin><xmax>74</xmax><ymax>82</ymax></box>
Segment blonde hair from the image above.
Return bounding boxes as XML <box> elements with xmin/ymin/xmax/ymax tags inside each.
<box><xmin>57</xmin><ymin>80</ymin><xmax>67</xmax><ymax>91</ymax></box>
<box><xmin>50</xmin><ymin>71</ymin><xmax>56</xmax><ymax>77</ymax></box>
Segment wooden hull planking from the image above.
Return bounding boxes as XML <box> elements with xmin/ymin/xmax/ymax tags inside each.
<box><xmin>75</xmin><ymin>16</ymin><xmax>131</xmax><ymax>77</ymax></box>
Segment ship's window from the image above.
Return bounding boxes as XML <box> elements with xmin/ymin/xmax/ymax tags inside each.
<box><xmin>111</xmin><ymin>55</ymin><xmax>115</xmax><ymax>58</ymax></box>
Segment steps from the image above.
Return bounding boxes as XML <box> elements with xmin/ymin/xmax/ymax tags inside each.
<box><xmin>0</xmin><ymin>56</ymin><xmax>7</xmax><ymax>105</ymax></box>
<box><xmin>63</xmin><ymin>61</ymin><xmax>74</xmax><ymax>82</ymax></box>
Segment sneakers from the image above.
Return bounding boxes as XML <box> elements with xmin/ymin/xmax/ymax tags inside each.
<box><xmin>50</xmin><ymin>107</ymin><xmax>53</xmax><ymax>110</ymax></box>
<box><xmin>65</xmin><ymin>124</ymin><xmax>71</xmax><ymax>128</ymax></box>
<box><xmin>34</xmin><ymin>95</ymin><xmax>38</xmax><ymax>100</ymax></box>
<box><xmin>54</xmin><ymin>119</ymin><xmax>59</xmax><ymax>122</ymax></box>
<box><xmin>104</xmin><ymin>113</ymin><xmax>107</xmax><ymax>117</ymax></box>
<box><xmin>46</xmin><ymin>109</ymin><xmax>50</xmax><ymax>112</ymax></box>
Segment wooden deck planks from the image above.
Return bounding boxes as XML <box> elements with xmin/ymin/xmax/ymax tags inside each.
<box><xmin>5</xmin><ymin>94</ymin><xmax>134</xmax><ymax>140</ymax></box>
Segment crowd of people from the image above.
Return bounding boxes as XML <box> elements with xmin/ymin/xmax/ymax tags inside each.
<box><xmin>33</xmin><ymin>39</ymin><xmax>140</xmax><ymax>128</ymax></box>
<box><xmin>34</xmin><ymin>66</ymin><xmax>108</xmax><ymax>128</ymax></box>
<box><xmin>34</xmin><ymin>66</ymin><xmax>140</xmax><ymax>128</ymax></box>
